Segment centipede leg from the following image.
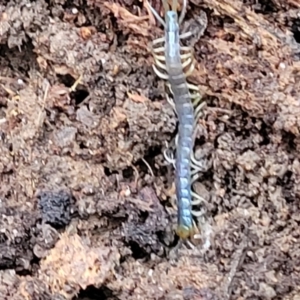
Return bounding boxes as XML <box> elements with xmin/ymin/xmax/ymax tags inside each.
<box><xmin>166</xmin><ymin>93</ymin><xmax>176</xmax><ymax>111</ymax></box>
<box><xmin>190</xmin><ymin>168</ymin><xmax>210</xmax><ymax>203</ymax></box>
<box><xmin>154</xmin><ymin>57</ymin><xmax>168</xmax><ymax>70</ymax></box>
<box><xmin>192</xmin><ymin>95</ymin><xmax>202</xmax><ymax>108</ymax></box>
<box><xmin>194</xmin><ymin>101</ymin><xmax>206</xmax><ymax>120</ymax></box>
<box><xmin>153</xmin><ymin>54</ymin><xmax>166</xmax><ymax>62</ymax></box>
<box><xmin>163</xmin><ymin>148</ymin><xmax>176</xmax><ymax>167</ymax></box>
<box><xmin>178</xmin><ymin>0</ymin><xmax>187</xmax><ymax>25</ymax></box>
<box><xmin>152</xmin><ymin>42</ymin><xmax>167</xmax><ymax>70</ymax></box>
<box><xmin>191</xmin><ymin>160</ymin><xmax>207</xmax><ymax>174</ymax></box>
<box><xmin>153</xmin><ymin>46</ymin><xmax>165</xmax><ymax>53</ymax></box>
<box><xmin>179</xmin><ymin>31</ymin><xmax>192</xmax><ymax>40</ymax></box>
<box><xmin>189</xmin><ymin>99</ymin><xmax>208</xmax><ymax>206</ymax></box>
<box><xmin>191</xmin><ymin>94</ymin><xmax>203</xmax><ymax>108</ymax></box>
<box><xmin>166</xmin><ymin>82</ymin><xmax>174</xmax><ymax>95</ymax></box>
<box><xmin>189</xmin><ymin>89</ymin><xmax>202</xmax><ymax>107</ymax></box>
<box><xmin>180</xmin><ymin>52</ymin><xmax>193</xmax><ymax>60</ymax></box>
<box><xmin>187</xmin><ymin>83</ymin><xmax>199</xmax><ymax>91</ymax></box>
<box><xmin>191</xmin><ymin>194</ymin><xmax>206</xmax><ymax>206</ymax></box>
<box><xmin>191</xmin><ymin>158</ymin><xmax>211</xmax><ymax>181</ymax></box>
<box><xmin>192</xmin><ymin>101</ymin><xmax>206</xmax><ymax>143</ymax></box>
<box><xmin>190</xmin><ymin>101</ymin><xmax>207</xmax><ymax>172</ymax></box>
<box><xmin>152</xmin><ymin>64</ymin><xmax>169</xmax><ymax>80</ymax></box>
<box><xmin>147</xmin><ymin>1</ymin><xmax>166</xmax><ymax>27</ymax></box>
<box><xmin>182</xmin><ymin>58</ymin><xmax>193</xmax><ymax>69</ymax></box>
<box><xmin>163</xmin><ymin>135</ymin><xmax>176</xmax><ymax>168</ymax></box>
<box><xmin>190</xmin><ymin>154</ymin><xmax>207</xmax><ymax>174</ymax></box>
<box><xmin>180</xmin><ymin>45</ymin><xmax>194</xmax><ymax>53</ymax></box>
<box><xmin>152</xmin><ymin>37</ymin><xmax>165</xmax><ymax>46</ymax></box>
<box><xmin>180</xmin><ymin>47</ymin><xmax>194</xmax><ymax>71</ymax></box>
<box><xmin>185</xmin><ymin>64</ymin><xmax>195</xmax><ymax>78</ymax></box>
<box><xmin>191</xmin><ymin>209</ymin><xmax>205</xmax><ymax>217</ymax></box>
<box><xmin>164</xmin><ymin>130</ymin><xmax>178</xmax><ymax>168</ymax></box>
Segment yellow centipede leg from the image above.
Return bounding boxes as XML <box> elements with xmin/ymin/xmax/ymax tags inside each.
<box><xmin>153</xmin><ymin>46</ymin><xmax>165</xmax><ymax>53</ymax></box>
<box><xmin>180</xmin><ymin>52</ymin><xmax>193</xmax><ymax>60</ymax></box>
<box><xmin>166</xmin><ymin>93</ymin><xmax>176</xmax><ymax>110</ymax></box>
<box><xmin>154</xmin><ymin>58</ymin><xmax>167</xmax><ymax>70</ymax></box>
<box><xmin>178</xmin><ymin>0</ymin><xmax>187</xmax><ymax>25</ymax></box>
<box><xmin>194</xmin><ymin>101</ymin><xmax>206</xmax><ymax>117</ymax></box>
<box><xmin>182</xmin><ymin>58</ymin><xmax>193</xmax><ymax>69</ymax></box>
<box><xmin>165</xmin><ymin>82</ymin><xmax>174</xmax><ymax>95</ymax></box>
<box><xmin>191</xmin><ymin>193</ymin><xmax>206</xmax><ymax>205</ymax></box>
<box><xmin>180</xmin><ymin>45</ymin><xmax>194</xmax><ymax>53</ymax></box>
<box><xmin>152</xmin><ymin>37</ymin><xmax>165</xmax><ymax>46</ymax></box>
<box><xmin>187</xmin><ymin>83</ymin><xmax>200</xmax><ymax>91</ymax></box>
<box><xmin>184</xmin><ymin>59</ymin><xmax>196</xmax><ymax>77</ymax></box>
<box><xmin>153</xmin><ymin>54</ymin><xmax>166</xmax><ymax>62</ymax></box>
<box><xmin>179</xmin><ymin>31</ymin><xmax>192</xmax><ymax>40</ymax></box>
<box><xmin>192</xmin><ymin>95</ymin><xmax>202</xmax><ymax>108</ymax></box>
<box><xmin>152</xmin><ymin>64</ymin><xmax>169</xmax><ymax>80</ymax></box>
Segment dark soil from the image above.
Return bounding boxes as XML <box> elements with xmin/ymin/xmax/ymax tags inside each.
<box><xmin>0</xmin><ymin>0</ymin><xmax>300</xmax><ymax>299</ymax></box>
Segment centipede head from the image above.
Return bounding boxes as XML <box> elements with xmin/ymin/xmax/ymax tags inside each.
<box><xmin>162</xmin><ymin>0</ymin><xmax>187</xmax><ymax>24</ymax></box>
<box><xmin>148</xmin><ymin>0</ymin><xmax>187</xmax><ymax>27</ymax></box>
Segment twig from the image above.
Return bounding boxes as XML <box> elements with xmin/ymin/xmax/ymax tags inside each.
<box><xmin>222</xmin><ymin>238</ymin><xmax>247</xmax><ymax>300</ymax></box>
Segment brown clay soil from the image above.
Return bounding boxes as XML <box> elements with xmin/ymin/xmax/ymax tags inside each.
<box><xmin>1</xmin><ymin>0</ymin><xmax>300</xmax><ymax>299</ymax></box>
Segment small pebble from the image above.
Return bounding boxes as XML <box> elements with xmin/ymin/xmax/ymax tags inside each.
<box><xmin>38</xmin><ymin>190</ymin><xmax>72</xmax><ymax>228</ymax></box>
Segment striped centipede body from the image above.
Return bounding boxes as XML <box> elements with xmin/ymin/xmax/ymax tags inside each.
<box><xmin>148</xmin><ymin>0</ymin><xmax>207</xmax><ymax>240</ymax></box>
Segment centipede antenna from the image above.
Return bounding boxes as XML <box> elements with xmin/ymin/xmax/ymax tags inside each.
<box><xmin>162</xmin><ymin>0</ymin><xmax>170</xmax><ymax>14</ymax></box>
<box><xmin>171</xmin><ymin>0</ymin><xmax>177</xmax><ymax>11</ymax></box>
<box><xmin>178</xmin><ymin>0</ymin><xmax>187</xmax><ymax>25</ymax></box>
<box><xmin>148</xmin><ymin>0</ymin><xmax>166</xmax><ymax>27</ymax></box>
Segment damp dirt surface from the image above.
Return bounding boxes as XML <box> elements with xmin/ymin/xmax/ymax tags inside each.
<box><xmin>1</xmin><ymin>0</ymin><xmax>300</xmax><ymax>299</ymax></box>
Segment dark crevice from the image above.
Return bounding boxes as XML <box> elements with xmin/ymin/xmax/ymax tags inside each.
<box><xmin>282</xmin><ymin>131</ymin><xmax>296</xmax><ymax>152</ymax></box>
<box><xmin>74</xmin><ymin>285</ymin><xmax>119</xmax><ymax>300</ymax></box>
<box><xmin>0</xmin><ymin>233</ymin><xmax>8</xmax><ymax>243</ymax></box>
<box><xmin>122</xmin><ymin>166</ymin><xmax>134</xmax><ymax>179</ymax></box>
<box><xmin>0</xmin><ymin>41</ymin><xmax>38</xmax><ymax>77</ymax></box>
<box><xmin>137</xmin><ymin>145</ymin><xmax>166</xmax><ymax>177</ymax></box>
<box><xmin>15</xmin><ymin>268</ymin><xmax>33</xmax><ymax>276</ymax></box>
<box><xmin>157</xmin><ymin>230</ymin><xmax>178</xmax><ymax>248</ymax></box>
<box><xmin>57</xmin><ymin>73</ymin><xmax>90</xmax><ymax>106</ymax></box>
<box><xmin>127</xmin><ymin>241</ymin><xmax>148</xmax><ymax>259</ymax></box>
<box><xmin>79</xmin><ymin>141</ymin><xmax>88</xmax><ymax>149</ymax></box>
<box><xmin>253</xmin><ymin>0</ymin><xmax>278</xmax><ymax>14</ymax></box>
<box><xmin>104</xmin><ymin>167</ymin><xmax>119</xmax><ymax>176</ymax></box>
<box><xmin>290</xmin><ymin>18</ymin><xmax>300</xmax><ymax>43</ymax></box>
<box><xmin>139</xmin><ymin>211</ymin><xmax>149</xmax><ymax>223</ymax></box>
<box><xmin>71</xmin><ymin>89</ymin><xmax>89</xmax><ymax>106</ymax></box>
<box><xmin>57</xmin><ymin>74</ymin><xmax>76</xmax><ymax>88</ymax></box>
<box><xmin>259</xmin><ymin>121</ymin><xmax>270</xmax><ymax>146</ymax></box>
<box><xmin>279</xmin><ymin>170</ymin><xmax>294</xmax><ymax>203</ymax></box>
<box><xmin>249</xmin><ymin>197</ymin><xmax>258</xmax><ymax>208</ymax></box>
